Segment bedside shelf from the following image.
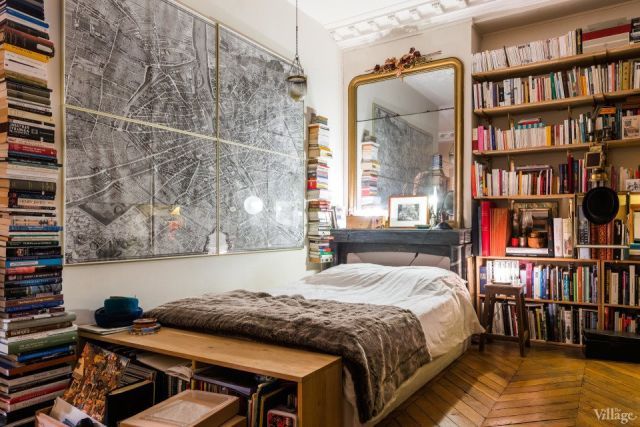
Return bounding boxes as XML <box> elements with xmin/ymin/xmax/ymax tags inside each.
<box><xmin>477</xmin><ymin>256</ymin><xmax>599</xmax><ymax>263</ymax></box>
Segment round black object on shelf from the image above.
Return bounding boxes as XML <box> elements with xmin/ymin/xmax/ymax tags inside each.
<box><xmin>582</xmin><ymin>187</ymin><xmax>619</xmax><ymax>225</ymax></box>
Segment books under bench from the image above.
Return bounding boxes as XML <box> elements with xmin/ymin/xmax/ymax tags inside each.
<box><xmin>486</xmin><ymin>300</ymin><xmax>597</xmax><ymax>345</ymax></box>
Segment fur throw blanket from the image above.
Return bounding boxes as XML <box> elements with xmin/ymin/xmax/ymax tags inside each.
<box><xmin>145</xmin><ymin>290</ymin><xmax>430</xmax><ymax>422</ymax></box>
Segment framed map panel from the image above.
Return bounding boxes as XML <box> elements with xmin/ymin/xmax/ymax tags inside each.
<box><xmin>219</xmin><ymin>143</ymin><xmax>304</xmax><ymax>253</ymax></box>
<box><xmin>64</xmin><ymin>0</ymin><xmax>217</xmax><ymax>136</ymax></box>
<box><xmin>64</xmin><ymin>110</ymin><xmax>217</xmax><ymax>263</ymax></box>
<box><xmin>218</xmin><ymin>27</ymin><xmax>304</xmax><ymax>159</ymax></box>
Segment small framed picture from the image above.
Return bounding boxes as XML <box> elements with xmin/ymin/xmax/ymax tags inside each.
<box><xmin>622</xmin><ymin>115</ymin><xmax>639</xmax><ymax>139</ymax></box>
<box><xmin>388</xmin><ymin>196</ymin><xmax>429</xmax><ymax>228</ymax></box>
<box><xmin>626</xmin><ymin>179</ymin><xmax>640</xmax><ymax>192</ymax></box>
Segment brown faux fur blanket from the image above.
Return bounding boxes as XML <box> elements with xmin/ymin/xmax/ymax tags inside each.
<box><xmin>145</xmin><ymin>290</ymin><xmax>430</xmax><ymax>422</ymax></box>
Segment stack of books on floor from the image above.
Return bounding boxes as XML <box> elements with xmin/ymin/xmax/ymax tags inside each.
<box><xmin>307</xmin><ymin>114</ymin><xmax>333</xmax><ymax>265</ymax></box>
<box><xmin>193</xmin><ymin>365</ymin><xmax>297</xmax><ymax>427</ymax></box>
<box><xmin>0</xmin><ymin>1</ymin><xmax>71</xmax><ymax>425</ymax></box>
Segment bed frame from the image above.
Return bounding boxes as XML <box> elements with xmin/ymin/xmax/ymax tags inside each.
<box><xmin>330</xmin><ymin>228</ymin><xmax>472</xmax><ymax>280</ymax></box>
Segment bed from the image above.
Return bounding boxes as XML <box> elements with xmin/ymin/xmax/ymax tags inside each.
<box><xmin>271</xmin><ymin>263</ymin><xmax>483</xmax><ymax>426</ymax></box>
<box><xmin>146</xmin><ymin>229</ymin><xmax>482</xmax><ymax>426</ymax></box>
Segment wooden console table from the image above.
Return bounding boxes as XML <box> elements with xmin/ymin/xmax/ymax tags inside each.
<box><xmin>80</xmin><ymin>328</ymin><xmax>342</xmax><ymax>427</ymax></box>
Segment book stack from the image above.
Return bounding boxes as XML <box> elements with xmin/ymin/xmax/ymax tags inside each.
<box><xmin>307</xmin><ymin>200</ymin><xmax>332</xmax><ymax>264</ymax></box>
<box><xmin>582</xmin><ymin>19</ymin><xmax>632</xmax><ymax>53</ymax></box>
<box><xmin>307</xmin><ymin>115</ymin><xmax>333</xmax><ymax>265</ymax></box>
<box><xmin>0</xmin><ymin>1</ymin><xmax>72</xmax><ymax>425</ymax></box>
<box><xmin>360</xmin><ymin>131</ymin><xmax>380</xmax><ymax>209</ymax></box>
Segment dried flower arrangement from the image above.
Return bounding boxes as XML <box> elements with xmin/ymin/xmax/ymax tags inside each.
<box><xmin>368</xmin><ymin>48</ymin><xmax>441</xmax><ymax>76</ymax></box>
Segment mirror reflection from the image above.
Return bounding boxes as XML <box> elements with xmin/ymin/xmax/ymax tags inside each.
<box><xmin>354</xmin><ymin>68</ymin><xmax>456</xmax><ymax>224</ymax></box>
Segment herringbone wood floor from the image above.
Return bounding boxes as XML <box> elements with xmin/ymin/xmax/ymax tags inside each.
<box><xmin>379</xmin><ymin>342</ymin><xmax>640</xmax><ymax>426</ymax></box>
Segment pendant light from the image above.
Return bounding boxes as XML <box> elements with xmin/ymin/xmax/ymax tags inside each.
<box><xmin>286</xmin><ymin>0</ymin><xmax>307</xmax><ymax>102</ymax></box>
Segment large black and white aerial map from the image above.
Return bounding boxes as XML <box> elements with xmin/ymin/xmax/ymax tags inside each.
<box><xmin>64</xmin><ymin>0</ymin><xmax>304</xmax><ymax>263</ymax></box>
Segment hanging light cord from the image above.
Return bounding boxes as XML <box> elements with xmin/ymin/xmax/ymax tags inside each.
<box><xmin>294</xmin><ymin>0</ymin><xmax>300</xmax><ymax>64</ymax></box>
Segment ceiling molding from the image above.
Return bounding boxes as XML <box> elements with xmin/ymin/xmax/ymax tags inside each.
<box><xmin>291</xmin><ymin>0</ymin><xmax>633</xmax><ymax>49</ymax></box>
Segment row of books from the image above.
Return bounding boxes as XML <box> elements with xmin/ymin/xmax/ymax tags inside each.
<box><xmin>473</xmin><ymin>108</ymin><xmax>639</xmax><ymax>153</ymax></box>
<box><xmin>605</xmin><ymin>264</ymin><xmax>639</xmax><ymax>306</ymax></box>
<box><xmin>307</xmin><ymin>115</ymin><xmax>333</xmax><ymax>264</ymax></box>
<box><xmin>193</xmin><ymin>366</ymin><xmax>297</xmax><ymax>427</ymax></box>
<box><xmin>472</xmin><ymin>29</ymin><xmax>581</xmax><ymax>73</ymax></box>
<box><xmin>472</xmin><ymin>59</ymin><xmax>640</xmax><ymax>109</ymax></box>
<box><xmin>0</xmin><ymin>1</ymin><xmax>71</xmax><ymax>425</ymax></box>
<box><xmin>472</xmin><ymin>162</ymin><xmax>555</xmax><ymax>197</ymax></box>
<box><xmin>488</xmin><ymin>301</ymin><xmax>597</xmax><ymax>345</ymax></box>
<box><xmin>603</xmin><ymin>308</ymin><xmax>639</xmax><ymax>334</ymax></box>
<box><xmin>472</xmin><ymin>18</ymin><xmax>640</xmax><ymax>73</ymax></box>
<box><xmin>480</xmin><ymin>260</ymin><xmax>598</xmax><ymax>303</ymax></box>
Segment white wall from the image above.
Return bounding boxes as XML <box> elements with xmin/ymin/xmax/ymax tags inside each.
<box><xmin>342</xmin><ymin>20</ymin><xmax>475</xmax><ymax>225</ymax></box>
<box><xmin>46</xmin><ymin>0</ymin><xmax>343</xmax><ymax>322</ymax></box>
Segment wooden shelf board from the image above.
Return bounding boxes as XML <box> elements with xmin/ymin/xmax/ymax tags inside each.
<box><xmin>477</xmin><ymin>256</ymin><xmax>599</xmax><ymax>263</ymax></box>
<box><xmin>475</xmin><ymin>194</ymin><xmax>574</xmax><ymax>201</ymax></box>
<box><xmin>471</xmin><ymin>44</ymin><xmax>640</xmax><ymax>81</ymax></box>
<box><xmin>484</xmin><ymin>333</ymin><xmax>584</xmax><ymax>347</ymax></box>
<box><xmin>602</xmin><ymin>259</ymin><xmax>640</xmax><ymax>264</ymax></box>
<box><xmin>472</xmin><ymin>138</ymin><xmax>640</xmax><ymax>157</ymax></box>
<box><xmin>473</xmin><ymin>144</ymin><xmax>590</xmax><ymax>157</ymax></box>
<box><xmin>479</xmin><ymin>294</ymin><xmax>598</xmax><ymax>307</ymax></box>
<box><xmin>79</xmin><ymin>328</ymin><xmax>340</xmax><ymax>383</ymax></box>
<box><xmin>604</xmin><ymin>304</ymin><xmax>640</xmax><ymax>310</ymax></box>
<box><xmin>474</xmin><ymin>90</ymin><xmax>640</xmax><ymax>117</ymax></box>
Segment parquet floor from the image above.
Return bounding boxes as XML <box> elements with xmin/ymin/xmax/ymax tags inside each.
<box><xmin>379</xmin><ymin>342</ymin><xmax>640</xmax><ymax>426</ymax></box>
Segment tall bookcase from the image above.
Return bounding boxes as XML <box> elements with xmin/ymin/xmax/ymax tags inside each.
<box><xmin>472</xmin><ymin>37</ymin><xmax>640</xmax><ymax>347</ymax></box>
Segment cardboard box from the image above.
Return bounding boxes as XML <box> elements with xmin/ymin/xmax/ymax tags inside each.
<box><xmin>120</xmin><ymin>390</ymin><xmax>239</xmax><ymax>427</ymax></box>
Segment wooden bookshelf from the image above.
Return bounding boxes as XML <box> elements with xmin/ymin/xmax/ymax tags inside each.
<box><xmin>472</xmin><ymin>137</ymin><xmax>640</xmax><ymax>157</ymax></box>
<box><xmin>472</xmin><ymin>44</ymin><xmax>640</xmax><ymax>81</ymax></box>
<box><xmin>474</xmin><ymin>89</ymin><xmax>640</xmax><ymax>117</ymax></box>
<box><xmin>471</xmin><ymin>34</ymin><xmax>640</xmax><ymax>346</ymax></box>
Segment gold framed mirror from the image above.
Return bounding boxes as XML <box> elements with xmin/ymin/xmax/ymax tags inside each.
<box><xmin>347</xmin><ymin>57</ymin><xmax>464</xmax><ymax>228</ymax></box>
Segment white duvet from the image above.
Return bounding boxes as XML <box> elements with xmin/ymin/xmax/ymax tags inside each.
<box><xmin>272</xmin><ymin>263</ymin><xmax>483</xmax><ymax>358</ymax></box>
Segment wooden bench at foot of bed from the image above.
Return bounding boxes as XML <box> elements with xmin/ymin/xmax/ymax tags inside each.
<box><xmin>79</xmin><ymin>327</ymin><xmax>343</xmax><ymax>427</ymax></box>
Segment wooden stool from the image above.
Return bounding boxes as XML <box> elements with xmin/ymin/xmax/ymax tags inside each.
<box><xmin>479</xmin><ymin>283</ymin><xmax>531</xmax><ymax>357</ymax></box>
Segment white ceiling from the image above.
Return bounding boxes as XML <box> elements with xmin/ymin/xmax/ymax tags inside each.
<box><xmin>289</xmin><ymin>0</ymin><xmax>631</xmax><ymax>48</ymax></box>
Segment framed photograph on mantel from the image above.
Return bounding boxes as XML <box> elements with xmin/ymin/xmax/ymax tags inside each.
<box><xmin>388</xmin><ymin>196</ymin><xmax>429</xmax><ymax>228</ymax></box>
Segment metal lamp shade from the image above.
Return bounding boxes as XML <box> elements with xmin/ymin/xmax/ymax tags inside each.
<box><xmin>287</xmin><ymin>73</ymin><xmax>307</xmax><ymax>102</ymax></box>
